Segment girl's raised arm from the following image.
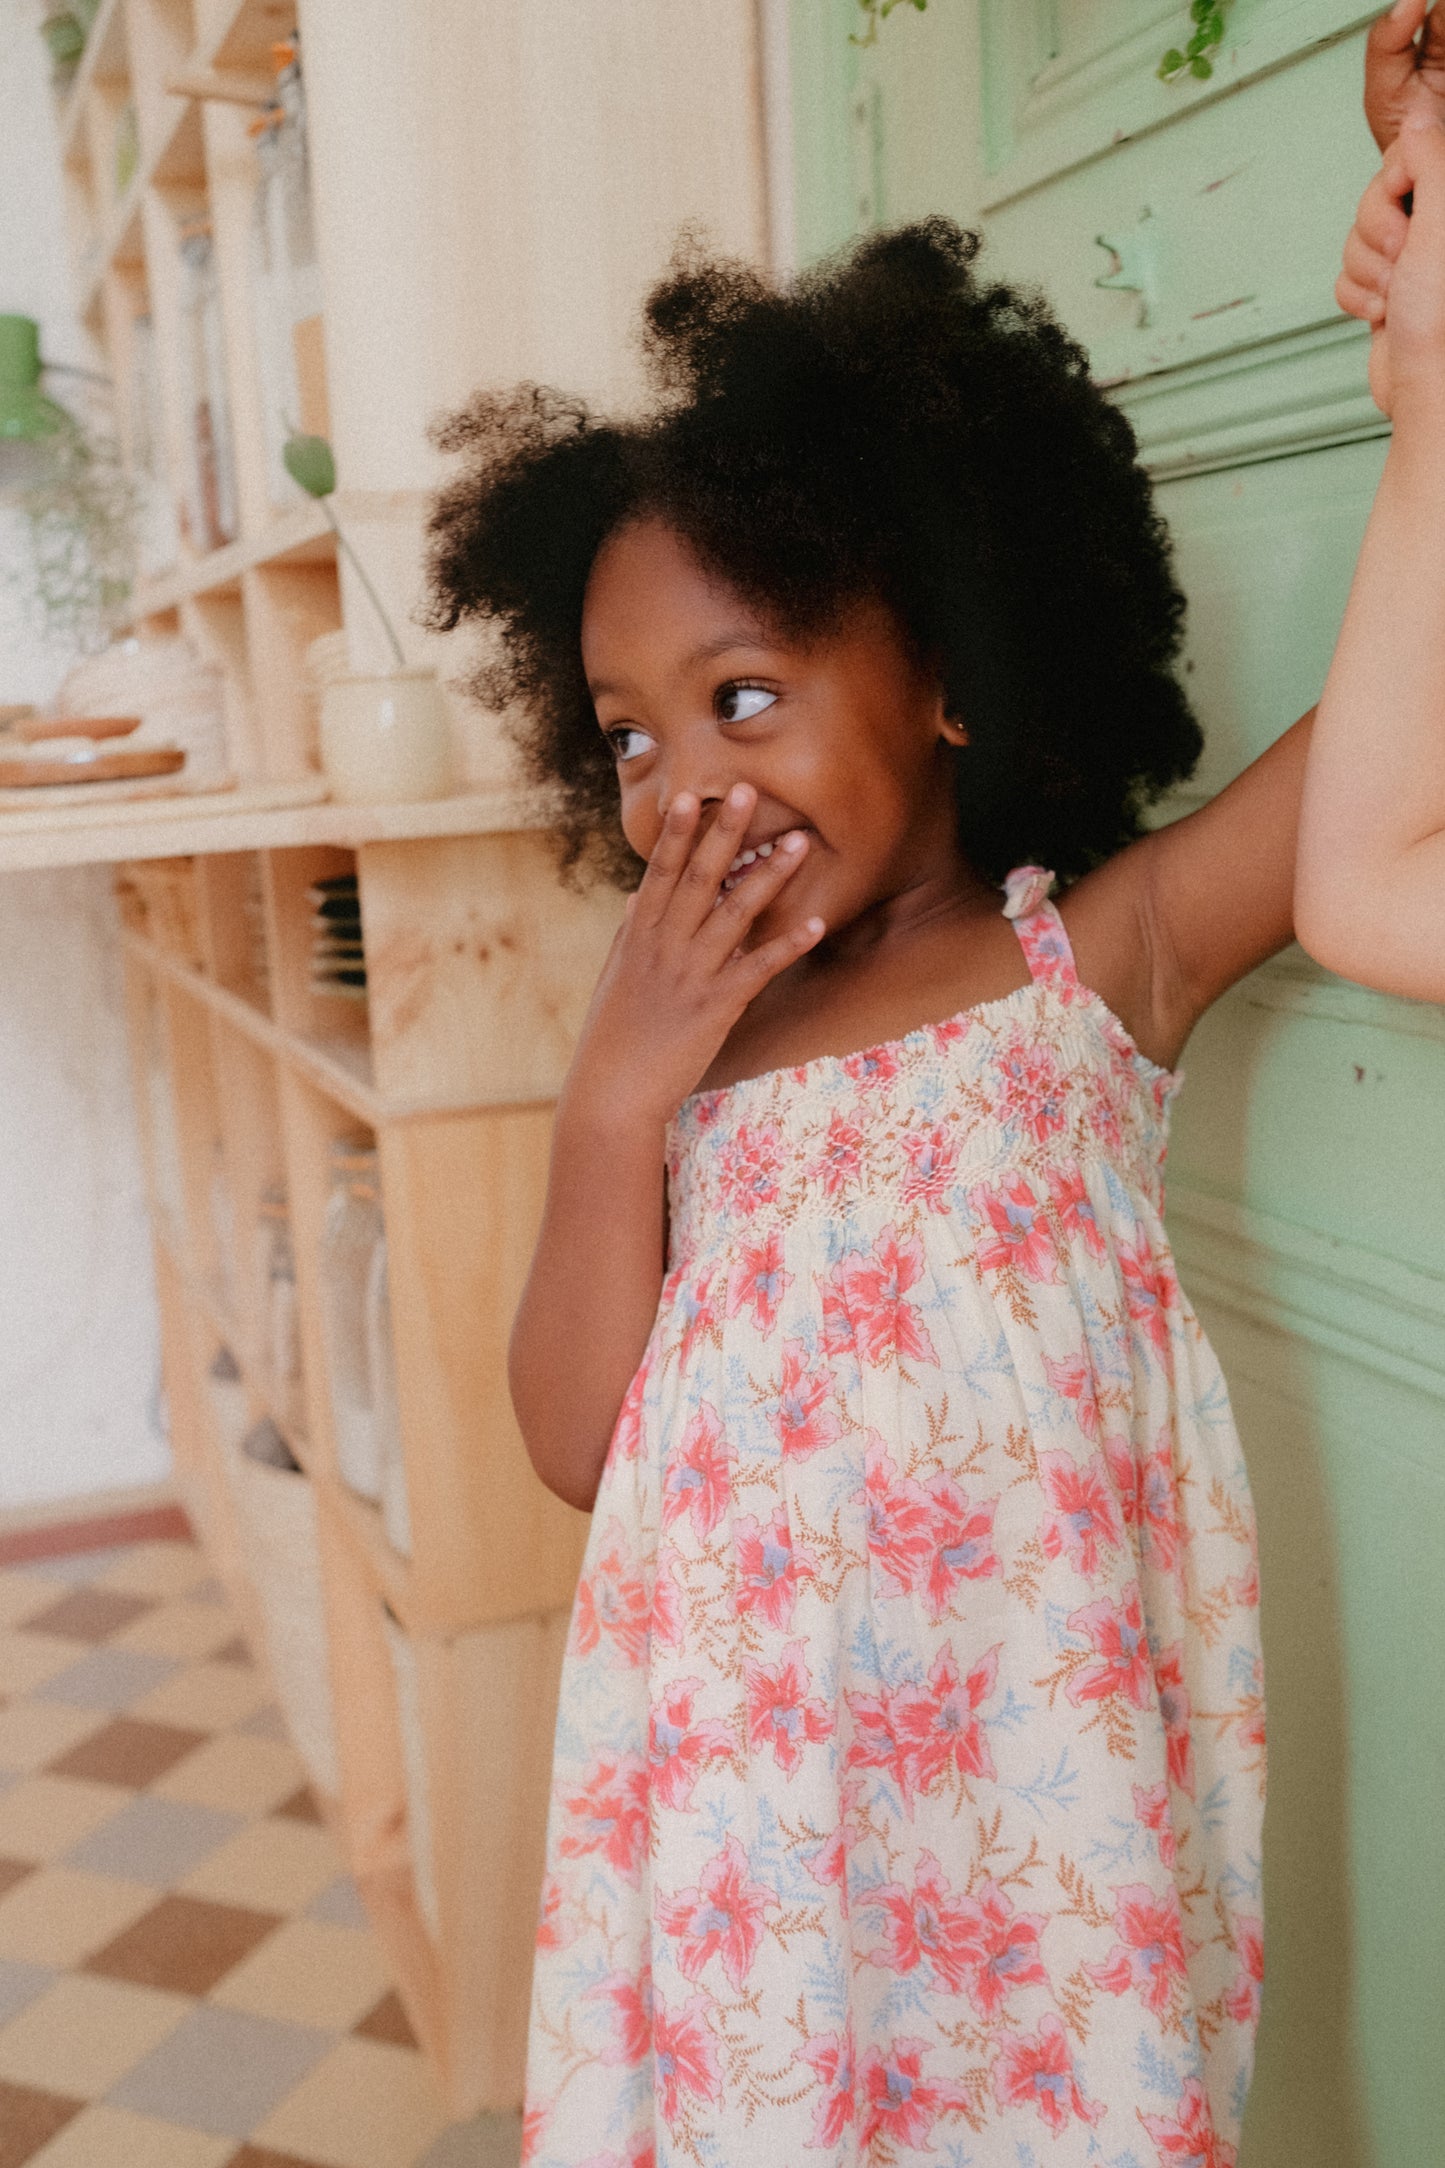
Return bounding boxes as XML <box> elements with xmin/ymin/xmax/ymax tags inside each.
<box><xmin>1295</xmin><ymin>116</ymin><xmax>1445</xmax><ymax>999</ymax></box>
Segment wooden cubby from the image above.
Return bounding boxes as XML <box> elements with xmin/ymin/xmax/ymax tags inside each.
<box><xmin>116</xmin><ymin>832</ymin><xmax>616</xmax><ymax>2105</ymax></box>
<box><xmin>44</xmin><ymin>0</ymin><xmax>629</xmax><ymax>2111</ymax></box>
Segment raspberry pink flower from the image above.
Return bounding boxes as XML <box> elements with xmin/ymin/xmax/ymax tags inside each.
<box><xmin>734</xmin><ymin>1506</ymin><xmax>816</xmax><ymax>1632</ymax></box>
<box><xmin>919</xmin><ymin>1470</ymin><xmax>1001</xmax><ymax>1621</ymax></box>
<box><xmin>650</xmin><ymin>1990</ymin><xmax>721</xmax><ymax>2128</ymax></box>
<box><xmin>770</xmin><ymin>1340</ymin><xmax>843</xmax><ymax>1461</ymax></box>
<box><xmin>857</xmin><ymin>2037</ymin><xmax>968</xmax><ymax>2150</ymax></box>
<box><xmin>657</xmin><ymin>1835</ymin><xmax>778</xmax><ymax>1992</ymax></box>
<box><xmin>971</xmin><ymin>1174</ymin><xmax>1061</xmax><ymax>1284</ymax></box>
<box><xmin>1038</xmin><ymin>1448</ymin><xmax>1124</xmax><ymax>1579</ymax></box>
<box><xmin>744</xmin><ymin>1642</ymin><xmax>835</xmax><ymax>1775</ymax></box>
<box><xmin>1086</xmin><ymin>1881</ymin><xmax>1189</xmax><ymax>2014</ymax></box>
<box><xmin>1066</xmin><ymin>1584</ymin><xmax>1153</xmax><ymax>1710</ymax></box>
<box><xmin>1153</xmin><ymin>1641</ymin><xmax>1197</xmax><ymax>1797</ymax></box>
<box><xmin>797</xmin><ymin>2027</ymin><xmax>856</xmax><ymax>2148</ymax></box>
<box><xmin>1139</xmin><ymin>2077</ymin><xmax>1237</xmax><ymax>2166</ymax></box>
<box><xmin>646</xmin><ymin>1677</ymin><xmax>734</xmax><ymax>1810</ymax></box>
<box><xmin>863</xmin><ymin>1436</ymin><xmax>934</xmax><ymax>1600</ymax></box>
<box><xmin>572</xmin><ymin>1518</ymin><xmax>652</xmax><ymax>1669</ymax></box>
<box><xmin>991</xmin><ymin>2013</ymin><xmax>1104</xmax><ymax>2133</ymax></box>
<box><xmin>585</xmin><ymin>1966</ymin><xmax>653</xmax><ymax>2066</ymax></box>
<box><xmin>556</xmin><ymin>1750</ymin><xmax>650</xmax><ymax>1887</ymax></box>
<box><xmin>661</xmin><ymin>1402</ymin><xmax>731</xmax><ymax>1541</ymax></box>
<box><xmin>725</xmin><ymin>1229</ymin><xmax>793</xmax><ymax>1333</ymax></box>
<box><xmin>820</xmin><ymin>1225</ymin><xmax>939</xmax><ymax>1370</ymax></box>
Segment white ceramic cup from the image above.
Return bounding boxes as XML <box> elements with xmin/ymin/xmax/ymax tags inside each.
<box><xmin>319</xmin><ymin>670</ymin><xmax>454</xmax><ymax>804</ymax></box>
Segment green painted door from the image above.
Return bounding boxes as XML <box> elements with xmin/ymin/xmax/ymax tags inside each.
<box><xmin>786</xmin><ymin>6</ymin><xmax>1445</xmax><ymax>2162</ymax></box>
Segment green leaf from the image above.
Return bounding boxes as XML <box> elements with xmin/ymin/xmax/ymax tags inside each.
<box><xmin>1159</xmin><ymin>46</ymin><xmax>1186</xmax><ymax>75</ymax></box>
<box><xmin>1191</xmin><ymin>0</ymin><xmax>1212</xmax><ymax>20</ymax></box>
<box><xmin>1190</xmin><ymin>52</ymin><xmax>1214</xmax><ymax>77</ymax></box>
<box><xmin>282</xmin><ymin>433</ymin><xmax>336</xmax><ymax>498</ymax></box>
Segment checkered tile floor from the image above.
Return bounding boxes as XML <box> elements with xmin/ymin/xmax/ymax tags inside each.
<box><xmin>0</xmin><ymin>1509</ymin><xmax>522</xmax><ymax>2168</ymax></box>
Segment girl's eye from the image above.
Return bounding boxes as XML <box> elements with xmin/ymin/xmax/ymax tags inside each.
<box><xmin>717</xmin><ymin>682</ymin><xmax>776</xmax><ymax>724</ymax></box>
<box><xmin>606</xmin><ymin>726</ymin><xmax>656</xmax><ymax>763</ymax></box>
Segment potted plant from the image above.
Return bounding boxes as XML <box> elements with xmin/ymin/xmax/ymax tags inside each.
<box><xmin>283</xmin><ymin>431</ymin><xmax>453</xmax><ymax>804</ymax></box>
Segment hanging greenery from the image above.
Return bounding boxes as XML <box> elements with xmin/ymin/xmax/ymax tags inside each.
<box><xmin>4</xmin><ymin>426</ymin><xmax>138</xmax><ymax>654</ymax></box>
<box><xmin>1159</xmin><ymin>0</ymin><xmax>1234</xmax><ymax>83</ymax></box>
<box><xmin>853</xmin><ymin>0</ymin><xmax>927</xmax><ymax>50</ymax></box>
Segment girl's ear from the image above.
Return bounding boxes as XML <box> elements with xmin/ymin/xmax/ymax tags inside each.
<box><xmin>939</xmin><ymin>713</ymin><xmax>969</xmax><ymax>748</ymax></box>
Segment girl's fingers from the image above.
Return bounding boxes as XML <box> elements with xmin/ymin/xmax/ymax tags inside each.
<box><xmin>728</xmin><ymin>911</ymin><xmax>827</xmax><ymax>998</ymax></box>
<box><xmin>634</xmin><ymin>791</ymin><xmax>701</xmax><ymax>925</ymax></box>
<box><xmin>671</xmin><ymin>782</ymin><xmax>758</xmax><ymax>931</ymax></box>
<box><xmin>698</xmin><ymin>828</ymin><xmax>810</xmax><ymax>959</ymax></box>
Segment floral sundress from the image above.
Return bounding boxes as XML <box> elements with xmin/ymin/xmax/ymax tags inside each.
<box><xmin>525</xmin><ymin>866</ymin><xmax>1265</xmax><ymax>2168</ymax></box>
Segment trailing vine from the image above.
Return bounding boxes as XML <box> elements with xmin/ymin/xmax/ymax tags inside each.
<box><xmin>1159</xmin><ymin>0</ymin><xmax>1234</xmax><ymax>83</ymax></box>
<box><xmin>853</xmin><ymin>0</ymin><xmax>927</xmax><ymax>50</ymax></box>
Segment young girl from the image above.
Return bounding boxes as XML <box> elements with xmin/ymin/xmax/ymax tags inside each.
<box><xmin>424</xmin><ymin>59</ymin><xmax>1427</xmax><ymax>2143</ymax></box>
<box><xmin>1297</xmin><ymin>102</ymin><xmax>1445</xmax><ymax>996</ymax></box>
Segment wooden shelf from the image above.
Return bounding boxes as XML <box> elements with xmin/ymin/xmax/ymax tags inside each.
<box><xmin>56</xmin><ymin>0</ymin><xmax>130</xmax><ymax>164</ymax></box>
<box><xmin>134</xmin><ymin>499</ymin><xmax>335</xmax><ymax>615</ymax></box>
<box><xmin>0</xmin><ymin>782</ymin><xmax>545</xmax><ymax>877</ymax></box>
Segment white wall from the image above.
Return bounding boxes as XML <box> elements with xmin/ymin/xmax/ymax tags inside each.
<box><xmin>0</xmin><ymin>0</ymin><xmax>166</xmax><ymax>1505</ymax></box>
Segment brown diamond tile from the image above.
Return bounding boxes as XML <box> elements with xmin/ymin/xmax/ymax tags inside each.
<box><xmin>46</xmin><ymin>1718</ymin><xmax>207</xmax><ymax>1790</ymax></box>
<box><xmin>352</xmin><ymin>1989</ymin><xmax>417</xmax><ymax>2048</ymax></box>
<box><xmin>270</xmin><ymin>1787</ymin><xmax>320</xmax><ymax>1826</ymax></box>
<box><xmin>210</xmin><ymin>1637</ymin><xmax>254</xmax><ymax>1669</ymax></box>
<box><xmin>19</xmin><ymin>1590</ymin><xmax>154</xmax><ymax>1644</ymax></box>
<box><xmin>0</xmin><ymin>2078</ymin><xmax>83</xmax><ymax>2167</ymax></box>
<box><xmin>0</xmin><ymin>1859</ymin><xmax>34</xmax><ymax>1903</ymax></box>
<box><xmin>224</xmin><ymin>2150</ymin><xmax>331</xmax><ymax>2168</ymax></box>
<box><xmin>84</xmin><ymin>1893</ymin><xmax>283</xmax><ymax>1997</ymax></box>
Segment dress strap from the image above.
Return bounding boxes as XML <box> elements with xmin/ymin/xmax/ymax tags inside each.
<box><xmin>1001</xmin><ymin>864</ymin><xmax>1080</xmax><ymax>996</ymax></box>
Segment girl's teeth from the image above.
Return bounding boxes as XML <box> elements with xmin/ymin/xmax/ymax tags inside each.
<box><xmin>756</xmin><ymin>841</ymin><xmax>774</xmax><ymax>858</ymax></box>
<box><xmin>739</xmin><ymin>849</ymin><xmax>757</xmax><ymax>866</ymax></box>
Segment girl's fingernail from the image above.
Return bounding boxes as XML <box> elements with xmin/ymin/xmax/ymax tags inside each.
<box><xmin>805</xmin><ymin>917</ymin><xmax>825</xmax><ymax>937</ymax></box>
<box><xmin>780</xmin><ymin>830</ymin><xmax>807</xmax><ymax>852</ymax></box>
<box><xmin>727</xmin><ymin>783</ymin><xmax>750</xmax><ymax>809</ymax></box>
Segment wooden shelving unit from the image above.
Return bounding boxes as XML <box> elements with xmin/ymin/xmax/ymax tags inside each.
<box><xmin>45</xmin><ymin>0</ymin><xmax>626</xmax><ymax>2112</ymax></box>
<box><xmin>117</xmin><ymin>831</ymin><xmax>613</xmax><ymax>2104</ymax></box>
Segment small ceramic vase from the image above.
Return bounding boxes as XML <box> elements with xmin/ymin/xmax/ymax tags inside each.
<box><xmin>319</xmin><ymin>669</ymin><xmax>454</xmax><ymax>804</ymax></box>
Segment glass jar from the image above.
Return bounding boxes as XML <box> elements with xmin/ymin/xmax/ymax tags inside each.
<box><xmin>319</xmin><ymin>1141</ymin><xmax>382</xmax><ymax>1500</ymax></box>
<box><xmin>176</xmin><ymin>219</ymin><xmax>238</xmax><ymax>554</ymax></box>
<box><xmin>366</xmin><ymin>1234</ymin><xmax>411</xmax><ymax>1557</ymax></box>
<box><xmin>257</xmin><ymin>1185</ymin><xmax>302</xmax><ymax>1427</ymax></box>
<box><xmin>250</xmin><ymin>38</ymin><xmax>324</xmax><ymax>507</ymax></box>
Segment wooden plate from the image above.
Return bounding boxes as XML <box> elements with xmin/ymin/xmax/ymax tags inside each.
<box><xmin>12</xmin><ymin>713</ymin><xmax>142</xmax><ymax>742</ymax></box>
<box><xmin>0</xmin><ymin>746</ymin><xmax>185</xmax><ymax>790</ymax></box>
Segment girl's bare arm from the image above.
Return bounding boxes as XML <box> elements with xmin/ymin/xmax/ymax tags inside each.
<box><xmin>509</xmin><ymin>786</ymin><xmax>822</xmax><ymax>1512</ymax></box>
<box><xmin>1295</xmin><ymin>119</ymin><xmax>1445</xmax><ymax>998</ymax></box>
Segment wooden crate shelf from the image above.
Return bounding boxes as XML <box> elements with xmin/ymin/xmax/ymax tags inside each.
<box><xmin>37</xmin><ymin>0</ymin><xmax>772</xmax><ymax>2111</ymax></box>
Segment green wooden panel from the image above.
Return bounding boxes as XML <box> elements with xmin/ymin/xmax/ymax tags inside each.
<box><xmin>786</xmin><ymin>6</ymin><xmax>1445</xmax><ymax>2164</ymax></box>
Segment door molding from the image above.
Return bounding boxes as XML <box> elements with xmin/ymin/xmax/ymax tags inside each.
<box><xmin>981</xmin><ymin>1</ymin><xmax>1381</xmax><ymax>211</ymax></box>
<box><xmin>1104</xmin><ymin>309</ymin><xmax>1387</xmax><ymax>477</ymax></box>
<box><xmin>1170</xmin><ymin>1181</ymin><xmax>1445</xmax><ymax>1408</ymax></box>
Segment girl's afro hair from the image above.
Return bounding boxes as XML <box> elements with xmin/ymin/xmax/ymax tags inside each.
<box><xmin>423</xmin><ymin>217</ymin><xmax>1201</xmax><ymax>887</ymax></box>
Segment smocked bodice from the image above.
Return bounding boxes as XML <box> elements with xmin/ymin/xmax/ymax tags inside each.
<box><xmin>664</xmin><ymin>894</ymin><xmax>1179</xmax><ymax>1270</ymax></box>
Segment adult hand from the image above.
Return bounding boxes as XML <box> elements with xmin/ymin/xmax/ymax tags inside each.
<box><xmin>1341</xmin><ymin>115</ymin><xmax>1445</xmax><ymax>419</ymax></box>
<box><xmin>1365</xmin><ymin>0</ymin><xmax>1445</xmax><ymax>152</ymax></box>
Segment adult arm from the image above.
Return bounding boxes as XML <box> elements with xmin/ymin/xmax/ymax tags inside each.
<box><xmin>1295</xmin><ymin>121</ymin><xmax>1445</xmax><ymax>999</ymax></box>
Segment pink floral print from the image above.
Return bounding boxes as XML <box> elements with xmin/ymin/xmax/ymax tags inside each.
<box><xmin>526</xmin><ymin>874</ymin><xmax>1263</xmax><ymax>2166</ymax></box>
